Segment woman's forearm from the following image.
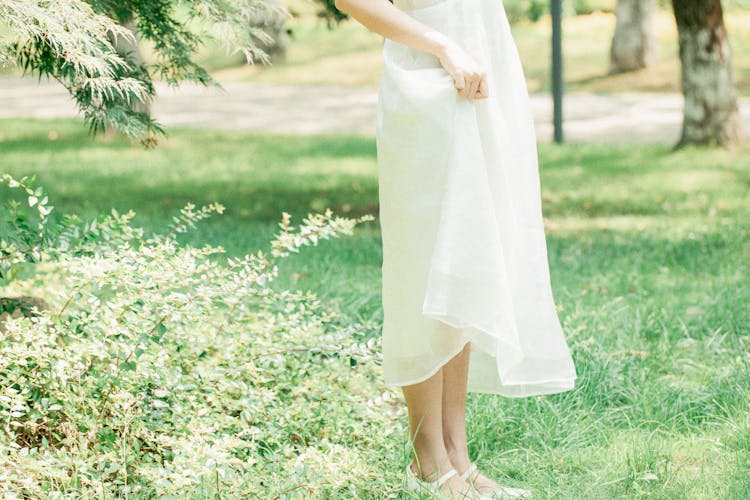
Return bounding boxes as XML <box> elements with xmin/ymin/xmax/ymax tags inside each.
<box><xmin>334</xmin><ymin>0</ymin><xmax>452</xmax><ymax>57</ymax></box>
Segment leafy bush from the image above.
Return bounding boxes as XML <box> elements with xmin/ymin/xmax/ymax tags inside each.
<box><xmin>503</xmin><ymin>0</ymin><xmax>547</xmax><ymax>23</ymax></box>
<box><xmin>0</xmin><ymin>175</ymin><xmax>397</xmax><ymax>497</ymax></box>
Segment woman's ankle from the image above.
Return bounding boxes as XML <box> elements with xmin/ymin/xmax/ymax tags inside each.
<box><xmin>410</xmin><ymin>453</ymin><xmax>454</xmax><ymax>481</ymax></box>
<box><xmin>444</xmin><ymin>442</ymin><xmax>471</xmax><ymax>473</ymax></box>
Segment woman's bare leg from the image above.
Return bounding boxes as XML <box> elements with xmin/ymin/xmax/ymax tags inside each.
<box><xmin>442</xmin><ymin>342</ymin><xmax>503</xmax><ymax>494</ymax></box>
<box><xmin>402</xmin><ymin>366</ymin><xmax>472</xmax><ymax>495</ymax></box>
<box><xmin>441</xmin><ymin>342</ymin><xmax>471</xmax><ymax>470</ymax></box>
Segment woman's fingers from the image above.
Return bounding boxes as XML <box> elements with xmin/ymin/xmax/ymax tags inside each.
<box><xmin>458</xmin><ymin>79</ymin><xmax>470</xmax><ymax>99</ymax></box>
<box><xmin>466</xmin><ymin>73</ymin><xmax>481</xmax><ymax>99</ymax></box>
<box><xmin>476</xmin><ymin>75</ymin><xmax>489</xmax><ymax>99</ymax></box>
<box><xmin>455</xmin><ymin>73</ymin><xmax>475</xmax><ymax>98</ymax></box>
<box><xmin>453</xmin><ymin>73</ymin><xmax>466</xmax><ymax>95</ymax></box>
<box><xmin>454</xmin><ymin>71</ymin><xmax>487</xmax><ymax>100</ymax></box>
<box><xmin>437</xmin><ymin>42</ymin><xmax>488</xmax><ymax>100</ymax></box>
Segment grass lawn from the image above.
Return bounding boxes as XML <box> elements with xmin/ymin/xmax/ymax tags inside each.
<box><xmin>206</xmin><ymin>7</ymin><xmax>750</xmax><ymax>96</ymax></box>
<box><xmin>1</xmin><ymin>119</ymin><xmax>749</xmax><ymax>497</ymax></box>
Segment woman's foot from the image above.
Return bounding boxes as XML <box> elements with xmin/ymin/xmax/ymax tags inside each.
<box><xmin>459</xmin><ymin>463</ymin><xmax>503</xmax><ymax>495</ymax></box>
<box><xmin>455</xmin><ymin>462</ymin><xmax>531</xmax><ymax>499</ymax></box>
<box><xmin>407</xmin><ymin>461</ymin><xmax>476</xmax><ymax>499</ymax></box>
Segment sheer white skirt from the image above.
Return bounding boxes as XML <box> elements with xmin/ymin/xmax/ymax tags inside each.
<box><xmin>376</xmin><ymin>0</ymin><xmax>576</xmax><ymax>396</ymax></box>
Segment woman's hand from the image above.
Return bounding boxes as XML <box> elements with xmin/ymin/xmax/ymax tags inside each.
<box><xmin>333</xmin><ymin>1</ymin><xmax>489</xmax><ymax>100</ymax></box>
<box><xmin>434</xmin><ymin>40</ymin><xmax>489</xmax><ymax>100</ymax></box>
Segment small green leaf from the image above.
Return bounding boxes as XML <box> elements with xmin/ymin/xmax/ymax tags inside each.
<box><xmin>120</xmin><ymin>361</ymin><xmax>137</xmax><ymax>371</ymax></box>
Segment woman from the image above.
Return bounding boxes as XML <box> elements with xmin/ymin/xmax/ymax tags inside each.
<box><xmin>334</xmin><ymin>0</ymin><xmax>577</xmax><ymax>498</ymax></box>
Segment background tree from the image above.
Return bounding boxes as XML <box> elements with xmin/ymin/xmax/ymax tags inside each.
<box><xmin>610</xmin><ymin>0</ymin><xmax>658</xmax><ymax>73</ymax></box>
<box><xmin>314</xmin><ymin>0</ymin><xmax>348</xmax><ymax>28</ymax></box>
<box><xmin>243</xmin><ymin>0</ymin><xmax>291</xmax><ymax>63</ymax></box>
<box><xmin>107</xmin><ymin>17</ymin><xmax>149</xmax><ymax>119</ymax></box>
<box><xmin>0</xmin><ymin>0</ymin><xmax>286</xmax><ymax>145</ymax></box>
<box><xmin>671</xmin><ymin>0</ymin><xmax>744</xmax><ymax>147</ymax></box>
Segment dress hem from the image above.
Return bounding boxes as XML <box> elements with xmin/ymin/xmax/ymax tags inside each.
<box><xmin>383</xmin><ymin>337</ymin><xmax>473</xmax><ymax>389</ymax></box>
<box><xmin>383</xmin><ymin>313</ymin><xmax>577</xmax><ymax>397</ymax></box>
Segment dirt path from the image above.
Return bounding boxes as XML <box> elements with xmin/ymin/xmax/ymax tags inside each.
<box><xmin>1</xmin><ymin>77</ymin><xmax>747</xmax><ymax>143</ymax></box>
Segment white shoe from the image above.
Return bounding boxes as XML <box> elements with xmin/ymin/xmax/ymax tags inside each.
<box><xmin>404</xmin><ymin>462</ymin><xmax>459</xmax><ymax>497</ymax></box>
<box><xmin>459</xmin><ymin>462</ymin><xmax>532</xmax><ymax>499</ymax></box>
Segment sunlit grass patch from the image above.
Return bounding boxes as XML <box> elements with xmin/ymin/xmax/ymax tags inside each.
<box><xmin>0</xmin><ymin>119</ymin><xmax>748</xmax><ymax>496</ymax></box>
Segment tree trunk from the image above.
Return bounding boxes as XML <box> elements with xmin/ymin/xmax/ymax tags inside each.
<box><xmin>250</xmin><ymin>0</ymin><xmax>290</xmax><ymax>63</ymax></box>
<box><xmin>103</xmin><ymin>18</ymin><xmax>149</xmax><ymax>139</ymax></box>
<box><xmin>672</xmin><ymin>0</ymin><xmax>744</xmax><ymax>147</ymax></box>
<box><xmin>109</xmin><ymin>18</ymin><xmax>149</xmax><ymax>115</ymax></box>
<box><xmin>610</xmin><ymin>0</ymin><xmax>658</xmax><ymax>73</ymax></box>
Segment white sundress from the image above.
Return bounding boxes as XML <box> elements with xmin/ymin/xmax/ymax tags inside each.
<box><xmin>376</xmin><ymin>0</ymin><xmax>577</xmax><ymax>396</ymax></box>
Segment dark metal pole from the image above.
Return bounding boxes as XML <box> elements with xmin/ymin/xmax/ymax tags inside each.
<box><xmin>551</xmin><ymin>0</ymin><xmax>564</xmax><ymax>143</ymax></box>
